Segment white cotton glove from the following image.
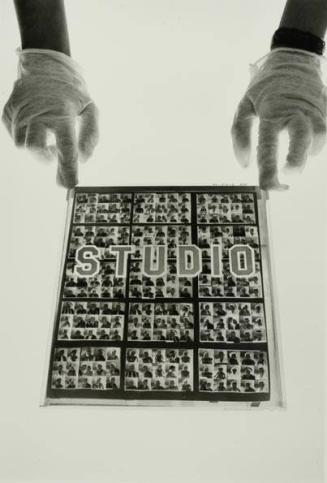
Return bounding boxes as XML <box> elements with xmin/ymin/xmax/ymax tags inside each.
<box><xmin>231</xmin><ymin>48</ymin><xmax>327</xmax><ymax>190</ymax></box>
<box><xmin>2</xmin><ymin>49</ymin><xmax>99</xmax><ymax>188</ymax></box>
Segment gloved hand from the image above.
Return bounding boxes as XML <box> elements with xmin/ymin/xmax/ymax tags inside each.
<box><xmin>2</xmin><ymin>49</ymin><xmax>99</xmax><ymax>188</ymax></box>
<box><xmin>231</xmin><ymin>48</ymin><xmax>327</xmax><ymax>190</ymax></box>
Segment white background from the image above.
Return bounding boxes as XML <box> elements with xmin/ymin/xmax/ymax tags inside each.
<box><xmin>0</xmin><ymin>1</ymin><xmax>326</xmax><ymax>482</ymax></box>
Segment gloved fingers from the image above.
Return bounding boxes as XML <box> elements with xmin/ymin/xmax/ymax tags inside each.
<box><xmin>257</xmin><ymin>119</ymin><xmax>288</xmax><ymax>191</ymax></box>
<box><xmin>55</xmin><ymin>120</ymin><xmax>79</xmax><ymax>188</ymax></box>
<box><xmin>310</xmin><ymin>115</ymin><xmax>327</xmax><ymax>155</ymax></box>
<box><xmin>2</xmin><ymin>94</ymin><xmax>29</xmax><ymax>146</ymax></box>
<box><xmin>2</xmin><ymin>102</ymin><xmax>41</xmax><ymax>150</ymax></box>
<box><xmin>231</xmin><ymin>96</ymin><xmax>255</xmax><ymax>167</ymax></box>
<box><xmin>13</xmin><ymin>124</ymin><xmax>27</xmax><ymax>147</ymax></box>
<box><xmin>284</xmin><ymin>114</ymin><xmax>312</xmax><ymax>173</ymax></box>
<box><xmin>78</xmin><ymin>102</ymin><xmax>99</xmax><ymax>161</ymax></box>
<box><xmin>25</xmin><ymin>122</ymin><xmax>47</xmax><ymax>150</ymax></box>
<box><xmin>1</xmin><ymin>103</ymin><xmax>13</xmax><ymax>137</ymax></box>
<box><xmin>25</xmin><ymin>122</ymin><xmax>56</xmax><ymax>160</ymax></box>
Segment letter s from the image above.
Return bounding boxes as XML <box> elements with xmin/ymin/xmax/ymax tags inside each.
<box><xmin>75</xmin><ymin>245</ymin><xmax>100</xmax><ymax>277</ymax></box>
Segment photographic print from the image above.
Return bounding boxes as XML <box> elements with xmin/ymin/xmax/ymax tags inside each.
<box><xmin>45</xmin><ymin>186</ymin><xmax>281</xmax><ymax>406</ymax></box>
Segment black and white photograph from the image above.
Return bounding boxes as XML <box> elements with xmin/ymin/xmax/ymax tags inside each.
<box><xmin>45</xmin><ymin>186</ymin><xmax>275</xmax><ymax>406</ymax></box>
<box><xmin>0</xmin><ymin>1</ymin><xmax>325</xmax><ymax>482</ymax></box>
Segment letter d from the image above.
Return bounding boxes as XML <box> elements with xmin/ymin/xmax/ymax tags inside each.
<box><xmin>177</xmin><ymin>245</ymin><xmax>202</xmax><ymax>277</ymax></box>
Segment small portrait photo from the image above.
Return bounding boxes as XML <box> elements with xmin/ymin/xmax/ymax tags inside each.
<box><xmin>106</xmin><ymin>360</ymin><xmax>120</xmax><ymax>377</ymax></box>
<box><xmin>214</xmin><ymin>350</ymin><xmax>228</xmax><ymax>364</ymax></box>
<box><xmin>165</xmin><ymin>378</ymin><xmax>179</xmax><ymax>391</ymax></box>
<box><xmin>53</xmin><ymin>362</ymin><xmax>65</xmax><ymax>376</ymax></box>
<box><xmin>151</xmin><ymin>377</ymin><xmax>165</xmax><ymax>390</ymax></box>
<box><xmin>241</xmin><ymin>380</ymin><xmax>256</xmax><ymax>392</ymax></box>
<box><xmin>179</xmin><ymin>351</ymin><xmax>190</xmax><ymax>365</ymax></box>
<box><xmin>199</xmin><ymin>379</ymin><xmax>213</xmax><ymax>391</ymax></box>
<box><xmin>199</xmin><ymin>284</ymin><xmax>212</xmax><ymax>298</ymax></box>
<box><xmin>227</xmin><ymin>365</ymin><xmax>240</xmax><ymax>380</ymax></box>
<box><xmin>65</xmin><ymin>376</ymin><xmax>77</xmax><ymax>389</ymax></box>
<box><xmin>84</xmin><ymin>329</ymin><xmax>97</xmax><ymax>340</ymax></box>
<box><xmin>226</xmin><ymin>329</ymin><xmax>240</xmax><ymax>343</ymax></box>
<box><xmin>80</xmin><ymin>347</ymin><xmax>93</xmax><ymax>361</ymax></box>
<box><xmin>96</xmin><ymin>328</ymin><xmax>110</xmax><ymax>339</ymax></box>
<box><xmin>180</xmin><ymin>379</ymin><xmax>192</xmax><ymax>392</ymax></box>
<box><xmin>240</xmin><ymin>329</ymin><xmax>253</xmax><ymax>342</ymax></box>
<box><xmin>138</xmin><ymin>378</ymin><xmax>151</xmax><ymax>390</ymax></box>
<box><xmin>70</xmin><ymin>328</ymin><xmax>84</xmax><ymax>340</ymax></box>
<box><xmin>151</xmin><ymin>350</ymin><xmax>163</xmax><ymax>364</ymax></box>
<box><xmin>254</xmin><ymin>351</ymin><xmax>266</xmax><ymax>366</ymax></box>
<box><xmin>107</xmin><ymin>348</ymin><xmax>120</xmax><ymax>361</ymax></box>
<box><xmin>66</xmin><ymin>348</ymin><xmax>79</xmax><ymax>362</ymax></box>
<box><xmin>92</xmin><ymin>377</ymin><xmax>106</xmax><ymax>390</ymax></box>
<box><xmin>60</xmin><ymin>313</ymin><xmax>72</xmax><ymax>327</ymax></box>
<box><xmin>89</xmin><ymin>348</ymin><xmax>103</xmax><ymax>361</ymax></box>
<box><xmin>155</xmin><ymin>363</ymin><xmax>165</xmax><ymax>378</ymax></box>
<box><xmin>241</xmin><ymin>352</ymin><xmax>256</xmax><ymax>366</ymax></box>
<box><xmin>210</xmin><ymin>278</ymin><xmax>225</xmax><ymax>296</ymax></box>
<box><xmin>179</xmin><ymin>280</ymin><xmax>192</xmax><ymax>298</ymax></box>
<box><xmin>214</xmin><ymin>316</ymin><xmax>226</xmax><ymax>330</ymax></box>
<box><xmin>254</xmin><ymin>380</ymin><xmax>268</xmax><ymax>392</ymax></box>
<box><xmin>241</xmin><ymin>366</ymin><xmax>256</xmax><ymax>381</ymax></box>
<box><xmin>239</xmin><ymin>315</ymin><xmax>252</xmax><ymax>330</ymax></box>
<box><xmin>254</xmin><ymin>365</ymin><xmax>266</xmax><ymax>380</ymax></box>
<box><xmin>199</xmin><ymin>350</ymin><xmax>214</xmax><ymax>365</ymax></box>
<box><xmin>99</xmin><ymin>315</ymin><xmax>111</xmax><ymax>328</ymax></box>
<box><xmin>252</xmin><ymin>328</ymin><xmax>264</xmax><ymax>342</ymax></box>
<box><xmin>66</xmin><ymin>362</ymin><xmax>78</xmax><ymax>377</ymax></box>
<box><xmin>200</xmin><ymin>303</ymin><xmax>212</xmax><ymax>316</ymax></box>
<box><xmin>79</xmin><ymin>363</ymin><xmax>93</xmax><ymax>377</ymax></box>
<box><xmin>224</xmin><ymin>285</ymin><xmax>237</xmax><ymax>297</ymax></box>
<box><xmin>58</xmin><ymin>327</ymin><xmax>70</xmax><ymax>340</ymax></box>
<box><xmin>126</xmin><ymin>349</ymin><xmax>138</xmax><ymax>363</ymax></box>
<box><xmin>227</xmin><ymin>351</ymin><xmax>240</xmax><ymax>365</ymax></box>
<box><xmin>214</xmin><ymin>329</ymin><xmax>226</xmax><ymax>342</ymax></box>
<box><xmin>106</xmin><ymin>375</ymin><xmax>120</xmax><ymax>390</ymax></box>
<box><xmin>78</xmin><ymin>376</ymin><xmax>93</xmax><ymax>389</ymax></box>
<box><xmin>51</xmin><ymin>376</ymin><xmax>65</xmax><ymax>389</ymax></box>
<box><xmin>124</xmin><ymin>358</ymin><xmax>138</xmax><ymax>377</ymax></box>
<box><xmin>213</xmin><ymin>380</ymin><xmax>227</xmax><ymax>392</ymax></box>
<box><xmin>140</xmin><ymin>328</ymin><xmax>152</xmax><ymax>340</ymax></box>
<box><xmin>214</xmin><ymin>365</ymin><xmax>227</xmax><ymax>380</ymax></box>
<box><xmin>227</xmin><ymin>379</ymin><xmax>241</xmax><ymax>392</ymax></box>
<box><xmin>125</xmin><ymin>378</ymin><xmax>138</xmax><ymax>390</ymax></box>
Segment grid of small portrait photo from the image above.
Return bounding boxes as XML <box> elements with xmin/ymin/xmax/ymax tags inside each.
<box><xmin>125</xmin><ymin>348</ymin><xmax>193</xmax><ymax>391</ymax></box>
<box><xmin>133</xmin><ymin>193</ymin><xmax>191</xmax><ymax>223</ymax></box>
<box><xmin>64</xmin><ymin>260</ymin><xmax>126</xmax><ymax>299</ymax></box>
<box><xmin>58</xmin><ymin>301</ymin><xmax>125</xmax><ymax>341</ymax></box>
<box><xmin>197</xmin><ymin>193</ymin><xmax>256</xmax><ymax>224</ymax></box>
<box><xmin>198</xmin><ymin>260</ymin><xmax>263</xmax><ymax>298</ymax></box>
<box><xmin>198</xmin><ymin>225</ymin><xmax>260</xmax><ymax>259</ymax></box>
<box><xmin>73</xmin><ymin>192</ymin><xmax>132</xmax><ymax>223</ymax></box>
<box><xmin>131</xmin><ymin>225</ymin><xmax>192</xmax><ymax>259</ymax></box>
<box><xmin>48</xmin><ymin>187</ymin><xmax>274</xmax><ymax>404</ymax></box>
<box><xmin>68</xmin><ymin>226</ymin><xmax>130</xmax><ymax>259</ymax></box>
<box><xmin>199</xmin><ymin>302</ymin><xmax>266</xmax><ymax>343</ymax></box>
<box><xmin>128</xmin><ymin>303</ymin><xmax>194</xmax><ymax>341</ymax></box>
<box><xmin>51</xmin><ymin>347</ymin><xmax>121</xmax><ymax>391</ymax></box>
<box><xmin>129</xmin><ymin>259</ymin><xmax>193</xmax><ymax>299</ymax></box>
<box><xmin>199</xmin><ymin>349</ymin><xmax>269</xmax><ymax>393</ymax></box>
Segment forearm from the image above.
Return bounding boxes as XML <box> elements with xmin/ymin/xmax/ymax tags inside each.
<box><xmin>14</xmin><ymin>0</ymin><xmax>70</xmax><ymax>55</ymax></box>
<box><xmin>279</xmin><ymin>0</ymin><xmax>327</xmax><ymax>38</ymax></box>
